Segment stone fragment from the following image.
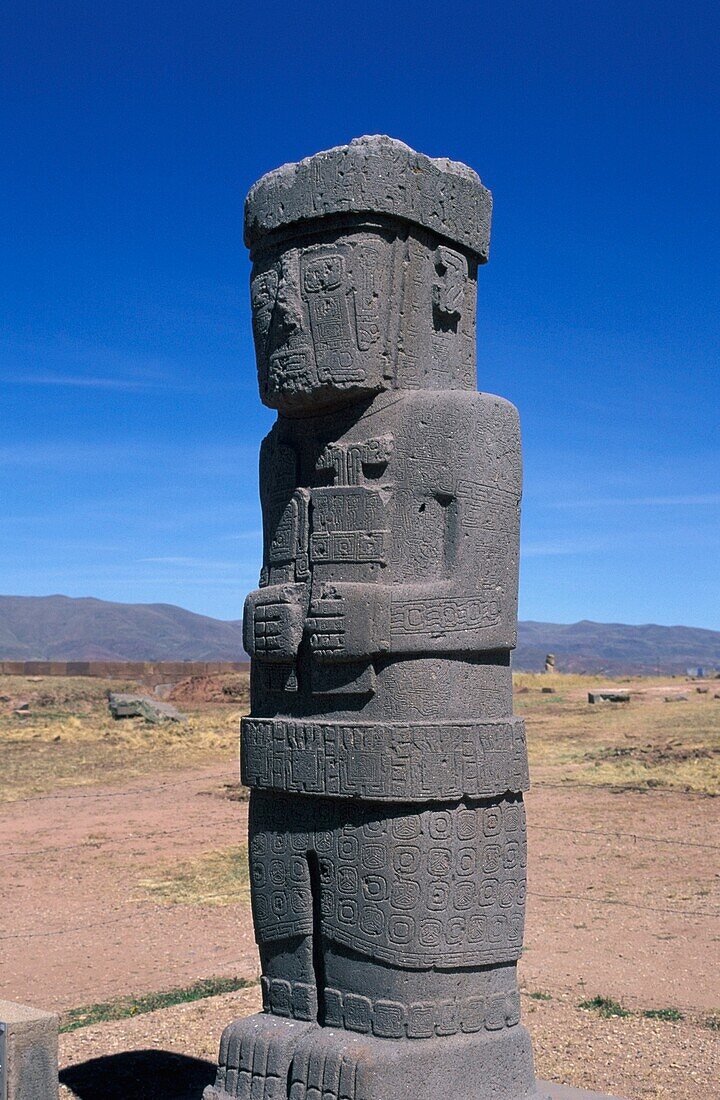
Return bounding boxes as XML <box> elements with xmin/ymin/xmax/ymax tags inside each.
<box><xmin>664</xmin><ymin>694</ymin><xmax>688</xmax><ymax>702</ymax></box>
<box><xmin>0</xmin><ymin>1000</ymin><xmax>58</xmax><ymax>1100</ymax></box>
<box><xmin>587</xmin><ymin>692</ymin><xmax>630</xmax><ymax>704</ymax></box>
<box><xmin>107</xmin><ymin>692</ymin><xmax>186</xmax><ymax>723</ymax></box>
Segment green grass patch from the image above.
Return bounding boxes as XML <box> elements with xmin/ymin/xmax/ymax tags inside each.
<box><xmin>642</xmin><ymin>1007</ymin><xmax>684</xmax><ymax>1022</ymax></box>
<box><xmin>526</xmin><ymin>991</ymin><xmax>553</xmax><ymax>1001</ymax></box>
<box><xmin>139</xmin><ymin>845</ymin><xmax>249</xmax><ymax>906</ymax></box>
<box><xmin>579</xmin><ymin>995</ymin><xmax>632</xmax><ymax>1019</ymax></box>
<box><xmin>59</xmin><ymin>975</ymin><xmax>257</xmax><ymax>1032</ymax></box>
<box><xmin>704</xmin><ymin>1013</ymin><xmax>720</xmax><ymax>1031</ymax></box>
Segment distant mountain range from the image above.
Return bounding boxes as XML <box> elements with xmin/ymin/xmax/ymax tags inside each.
<box><xmin>0</xmin><ymin>595</ymin><xmax>244</xmax><ymax>662</ymax></box>
<box><xmin>0</xmin><ymin>595</ymin><xmax>718</xmax><ymax>674</ymax></box>
<box><xmin>513</xmin><ymin>619</ymin><xmax>719</xmax><ymax>675</ymax></box>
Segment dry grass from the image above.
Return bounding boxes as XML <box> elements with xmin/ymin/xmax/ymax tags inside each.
<box><xmin>516</xmin><ymin>673</ymin><xmax>720</xmax><ymax>796</ymax></box>
<box><xmin>2</xmin><ymin>670</ymin><xmax>719</xmax><ymax>802</ymax></box>
<box><xmin>139</xmin><ymin>845</ymin><xmax>250</xmax><ymax>906</ymax></box>
<box><xmin>0</xmin><ymin>675</ymin><xmax>244</xmax><ymax>803</ymax></box>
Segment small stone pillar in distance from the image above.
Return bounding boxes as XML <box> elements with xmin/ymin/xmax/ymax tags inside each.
<box><xmin>544</xmin><ymin>653</ymin><xmax>556</xmax><ymax>674</ymax></box>
<box><xmin>0</xmin><ymin>1001</ymin><xmax>58</xmax><ymax>1100</ymax></box>
<box><xmin>206</xmin><ymin>136</ymin><xmax>537</xmax><ymax>1100</ymax></box>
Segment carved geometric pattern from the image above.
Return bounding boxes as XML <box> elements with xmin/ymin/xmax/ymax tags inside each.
<box><xmin>242</xmin><ymin>717</ymin><xmax>529</xmax><ymax>800</ymax></box>
<box><xmin>323</xmin><ymin>987</ymin><xmax>521</xmax><ymax>1038</ymax></box>
<box><xmin>249</xmin><ymin>793</ymin><xmax>527</xmax><ymax>968</ymax></box>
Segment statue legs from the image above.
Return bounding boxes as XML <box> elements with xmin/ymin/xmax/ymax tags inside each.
<box><xmin>206</xmin><ymin>792</ymin><xmax>537</xmax><ymax>1100</ymax></box>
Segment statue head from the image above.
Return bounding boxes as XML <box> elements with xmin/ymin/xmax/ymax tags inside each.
<box><xmin>245</xmin><ymin>136</ymin><xmax>492</xmax><ymax>415</ymax></box>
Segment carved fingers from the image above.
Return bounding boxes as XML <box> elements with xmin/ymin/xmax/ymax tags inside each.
<box><xmin>307</xmin><ymin>583</ymin><xmax>390</xmax><ymax>662</ymax></box>
<box><xmin>243</xmin><ymin>585</ymin><xmax>305</xmax><ymax>662</ymax></box>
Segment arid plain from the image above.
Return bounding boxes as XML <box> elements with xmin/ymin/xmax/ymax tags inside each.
<box><xmin>1</xmin><ymin>671</ymin><xmax>718</xmax><ymax>1099</ymax></box>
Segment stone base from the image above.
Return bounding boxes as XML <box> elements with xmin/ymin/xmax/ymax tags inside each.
<box><xmin>204</xmin><ymin>1011</ymin><xmax>537</xmax><ymax>1100</ymax></box>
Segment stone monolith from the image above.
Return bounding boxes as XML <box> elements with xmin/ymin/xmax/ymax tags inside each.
<box><xmin>206</xmin><ymin>135</ymin><xmax>537</xmax><ymax>1100</ymax></box>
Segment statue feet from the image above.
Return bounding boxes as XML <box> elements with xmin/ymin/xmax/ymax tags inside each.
<box><xmin>287</xmin><ymin>1020</ymin><xmax>538</xmax><ymax>1100</ymax></box>
<box><xmin>203</xmin><ymin>1012</ymin><xmax>317</xmax><ymax>1100</ymax></box>
<box><xmin>206</xmin><ymin>1012</ymin><xmax>537</xmax><ymax>1100</ymax></box>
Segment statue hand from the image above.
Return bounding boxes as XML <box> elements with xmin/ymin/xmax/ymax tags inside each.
<box><xmin>243</xmin><ymin>585</ymin><xmax>305</xmax><ymax>662</ymax></box>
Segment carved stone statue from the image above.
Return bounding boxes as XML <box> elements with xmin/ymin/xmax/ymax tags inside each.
<box><xmin>206</xmin><ymin>135</ymin><xmax>537</xmax><ymax>1100</ymax></box>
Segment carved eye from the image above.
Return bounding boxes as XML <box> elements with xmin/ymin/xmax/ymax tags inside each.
<box><xmin>251</xmin><ymin>269</ymin><xmax>279</xmax><ymax>312</ymax></box>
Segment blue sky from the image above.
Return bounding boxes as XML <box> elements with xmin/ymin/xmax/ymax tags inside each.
<box><xmin>1</xmin><ymin>1</ymin><xmax>718</xmax><ymax>627</ymax></box>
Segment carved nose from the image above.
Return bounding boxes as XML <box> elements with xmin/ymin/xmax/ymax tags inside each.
<box><xmin>275</xmin><ymin>279</ymin><xmax>303</xmax><ymax>335</ymax></box>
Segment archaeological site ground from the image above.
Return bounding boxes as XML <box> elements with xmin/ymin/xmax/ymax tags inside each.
<box><xmin>1</xmin><ymin>668</ymin><xmax>717</xmax><ymax>1099</ymax></box>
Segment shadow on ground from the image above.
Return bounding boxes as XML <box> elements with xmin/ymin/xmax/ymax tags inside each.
<box><xmin>59</xmin><ymin>1049</ymin><xmax>215</xmax><ymax>1099</ymax></box>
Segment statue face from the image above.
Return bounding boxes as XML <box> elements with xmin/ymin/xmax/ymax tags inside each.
<box><xmin>250</xmin><ymin>229</ymin><xmax>395</xmax><ymax>413</ymax></box>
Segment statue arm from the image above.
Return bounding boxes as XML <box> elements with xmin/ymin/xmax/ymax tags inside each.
<box><xmin>307</xmin><ymin>394</ymin><xmax>521</xmax><ymax>661</ymax></box>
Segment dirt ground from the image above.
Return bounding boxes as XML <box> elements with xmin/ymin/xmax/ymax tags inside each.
<box><xmin>1</xmin><ymin>672</ymin><xmax>718</xmax><ymax>1098</ymax></box>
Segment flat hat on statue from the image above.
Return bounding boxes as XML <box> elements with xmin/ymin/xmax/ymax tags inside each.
<box><xmin>244</xmin><ymin>134</ymin><xmax>492</xmax><ymax>260</ymax></box>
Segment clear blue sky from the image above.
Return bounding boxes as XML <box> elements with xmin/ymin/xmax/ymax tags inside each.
<box><xmin>2</xmin><ymin>1</ymin><xmax>718</xmax><ymax>627</ymax></box>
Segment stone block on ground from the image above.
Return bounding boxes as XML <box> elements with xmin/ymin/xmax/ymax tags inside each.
<box><xmin>0</xmin><ymin>1000</ymin><xmax>58</xmax><ymax>1100</ymax></box>
<box><xmin>107</xmin><ymin>692</ymin><xmax>187</xmax><ymax>723</ymax></box>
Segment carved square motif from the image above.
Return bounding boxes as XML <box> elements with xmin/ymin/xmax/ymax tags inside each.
<box><xmin>391</xmin><ymin>815</ymin><xmax>421</xmax><ymax>840</ymax></box>
<box><xmin>292</xmin><ymin>982</ymin><xmax>317</xmax><ymax>1022</ymax></box>
<box><xmin>388</xmin><ymin>915</ymin><xmax>415</xmax><ymax>944</ymax></box>
<box><xmin>312</xmin><ymin>534</ymin><xmax>330</xmax><ymax>559</ymax></box>
<box><xmin>483</xmin><ymin>844</ymin><xmax>502</xmax><ymax>874</ymax></box>
<box><xmin>269</xmin><ymin>979</ymin><xmax>292</xmax><ymax>1017</ymax></box>
<box><xmin>467</xmin><ymin>915</ymin><xmax>487</xmax><ymax>943</ymax></box>
<box><xmin>338</xmin><ymin>866</ymin><xmax>358</xmax><ymax>894</ymax></box>
<box><xmin>269</xmin><ymin>859</ymin><xmax>286</xmax><ymax>885</ymax></box>
<box><xmin>499</xmin><ymin>881</ymin><xmax>517</xmax><ymax>908</ymax></box>
<box><xmin>270</xmin><ymin>891</ymin><xmax>287</xmax><ymax>916</ymax></box>
<box><xmin>290</xmin><ymin>750</ymin><xmax>318</xmax><ymax>785</ymax></box>
<box><xmin>324</xmin><ymin>988</ymin><xmax>344</xmax><ymax>1028</ymax></box>
<box><xmin>457</xmin><ymin>847</ymin><xmax>476</xmax><ymax>876</ymax></box>
<box><xmin>359</xmin><ymin>906</ymin><xmax>385</xmax><ymax>936</ymax></box>
<box><xmin>427</xmin><ymin>881</ymin><xmax>448</xmax><ymax>910</ymax></box>
<box><xmin>505</xmin><ymin>991</ymin><xmax>521</xmax><ymax>1027</ymax></box>
<box><xmin>334</xmin><ymin>534</ymin><xmax>355</xmax><ymax>559</ymax></box>
<box><xmin>461</xmin><ymin>998</ymin><xmax>485</xmax><ymax>1033</ymax></box>
<box><xmin>457</xmin><ymin>808</ymin><xmax>477</xmax><ymax>840</ymax></box>
<box><xmin>373</xmin><ymin>1000</ymin><xmax>405</xmax><ymax>1039</ymax></box>
<box><xmin>390</xmin><ymin>879</ymin><xmax>421</xmax><ymax>910</ymax></box>
<box><xmin>338</xmin><ymin>899</ymin><xmax>358</xmax><ymax>924</ymax></box>
<box><xmin>347</xmin><ymin>750</ymin><xmax>380</xmax><ymax>784</ymax></box>
<box><xmin>361</xmin><ymin>874</ymin><xmax>387</xmax><ymax>901</ymax></box>
<box><xmin>485</xmin><ymin>995</ymin><xmax>506</xmax><ymax>1031</ymax></box>
<box><xmin>419</xmin><ymin>918</ymin><xmax>443</xmax><ymax>947</ymax></box>
<box><xmin>422</xmin><ymin>754</ymin><xmax>456</xmax><ymax>790</ymax></box>
<box><xmin>429</xmin><ymin>811</ymin><xmax>452</xmax><ymax>840</ymax></box>
<box><xmin>393</xmin><ymin>846</ymin><xmax>420</xmax><ymax>874</ymax></box>
<box><xmin>483</xmin><ymin>807</ymin><xmax>502</xmax><ymax>837</ymax></box>
<box><xmin>454</xmin><ymin>881</ymin><xmax>477</xmax><ymax>910</ymax></box>
<box><xmin>436</xmin><ymin>1002</ymin><xmax>460</xmax><ymax>1036</ymax></box>
<box><xmin>361</xmin><ymin>843</ymin><xmax>385</xmax><ymax>870</ymax></box>
<box><xmin>344</xmin><ymin>994</ymin><xmax>372</xmax><ymax>1034</ymax></box>
<box><xmin>428</xmin><ymin>848</ymin><xmax>452</xmax><ymax>877</ymax></box>
<box><xmin>407</xmin><ymin>1003</ymin><xmax>435</xmax><ymax>1039</ymax></box>
<box><xmin>479</xmin><ymin>879</ymin><xmax>498</xmax><ymax>906</ymax></box>
<box><xmin>339</xmin><ymin>835</ymin><xmax>358</xmax><ymax>860</ymax></box>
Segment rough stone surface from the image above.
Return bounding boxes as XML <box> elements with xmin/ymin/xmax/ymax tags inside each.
<box><xmin>207</xmin><ymin>136</ymin><xmax>537</xmax><ymax>1100</ymax></box>
<box><xmin>587</xmin><ymin>692</ymin><xmax>630</xmax><ymax>704</ymax></box>
<box><xmin>244</xmin><ymin>134</ymin><xmax>492</xmax><ymax>260</ymax></box>
<box><xmin>107</xmin><ymin>692</ymin><xmax>187</xmax><ymax>723</ymax></box>
<box><xmin>0</xmin><ymin>1000</ymin><xmax>58</xmax><ymax>1100</ymax></box>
